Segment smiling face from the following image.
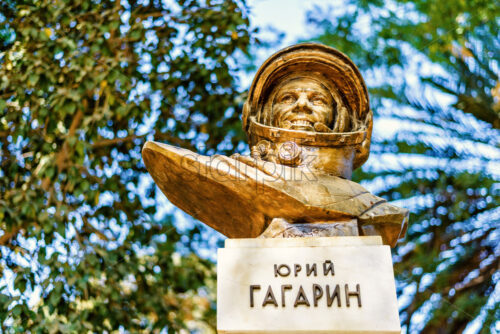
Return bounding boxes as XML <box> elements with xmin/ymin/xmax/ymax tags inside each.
<box><xmin>271</xmin><ymin>78</ymin><xmax>335</xmax><ymax>132</ymax></box>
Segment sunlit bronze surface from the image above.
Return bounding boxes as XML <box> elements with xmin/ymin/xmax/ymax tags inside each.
<box><xmin>142</xmin><ymin>43</ymin><xmax>408</xmax><ymax>247</ymax></box>
<box><xmin>143</xmin><ymin>141</ymin><xmax>407</xmax><ymax>246</ymax></box>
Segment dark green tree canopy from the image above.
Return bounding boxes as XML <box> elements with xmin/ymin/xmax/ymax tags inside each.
<box><xmin>307</xmin><ymin>0</ymin><xmax>499</xmax><ymax>332</ymax></box>
<box><xmin>0</xmin><ymin>0</ymin><xmax>254</xmax><ymax>332</ymax></box>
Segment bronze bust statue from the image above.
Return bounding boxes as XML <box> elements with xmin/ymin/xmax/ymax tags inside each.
<box><xmin>142</xmin><ymin>43</ymin><xmax>408</xmax><ymax>247</ymax></box>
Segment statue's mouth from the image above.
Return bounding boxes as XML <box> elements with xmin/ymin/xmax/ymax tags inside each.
<box><xmin>281</xmin><ymin>117</ymin><xmax>316</xmax><ymax>131</ymax></box>
<box><xmin>280</xmin><ymin>117</ymin><xmax>333</xmax><ymax>132</ymax></box>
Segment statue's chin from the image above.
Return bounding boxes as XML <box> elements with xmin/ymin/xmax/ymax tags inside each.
<box><xmin>278</xmin><ymin>121</ymin><xmax>332</xmax><ymax>133</ymax></box>
<box><xmin>288</xmin><ymin>124</ymin><xmax>315</xmax><ymax>132</ymax></box>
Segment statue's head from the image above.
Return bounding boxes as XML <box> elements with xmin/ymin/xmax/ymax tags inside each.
<box><xmin>243</xmin><ymin>43</ymin><xmax>372</xmax><ymax>179</ymax></box>
<box><xmin>269</xmin><ymin>75</ymin><xmax>334</xmax><ymax>132</ymax></box>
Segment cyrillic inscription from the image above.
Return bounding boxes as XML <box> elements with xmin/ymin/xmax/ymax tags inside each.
<box><xmin>250</xmin><ymin>261</ymin><xmax>362</xmax><ymax>309</ymax></box>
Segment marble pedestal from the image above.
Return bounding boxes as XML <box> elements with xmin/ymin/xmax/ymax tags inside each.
<box><xmin>217</xmin><ymin>236</ymin><xmax>401</xmax><ymax>334</ymax></box>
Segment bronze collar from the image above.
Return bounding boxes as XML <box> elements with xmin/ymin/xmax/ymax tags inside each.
<box><xmin>248</xmin><ymin>116</ymin><xmax>367</xmax><ymax>147</ymax></box>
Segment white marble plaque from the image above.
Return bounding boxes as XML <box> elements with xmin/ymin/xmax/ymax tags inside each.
<box><xmin>217</xmin><ymin>237</ymin><xmax>401</xmax><ymax>334</ymax></box>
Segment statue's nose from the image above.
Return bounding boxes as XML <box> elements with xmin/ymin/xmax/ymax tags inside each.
<box><xmin>294</xmin><ymin>94</ymin><xmax>312</xmax><ymax>113</ymax></box>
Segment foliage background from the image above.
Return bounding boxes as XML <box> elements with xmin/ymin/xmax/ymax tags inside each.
<box><xmin>0</xmin><ymin>0</ymin><xmax>254</xmax><ymax>332</ymax></box>
<box><xmin>0</xmin><ymin>0</ymin><xmax>499</xmax><ymax>333</ymax></box>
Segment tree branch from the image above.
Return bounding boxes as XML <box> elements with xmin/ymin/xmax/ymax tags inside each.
<box><xmin>92</xmin><ymin>134</ymin><xmax>147</xmax><ymax>148</ymax></box>
<box><xmin>0</xmin><ymin>227</ymin><xmax>21</xmax><ymax>246</ymax></box>
<box><xmin>55</xmin><ymin>109</ymin><xmax>84</xmax><ymax>171</ymax></box>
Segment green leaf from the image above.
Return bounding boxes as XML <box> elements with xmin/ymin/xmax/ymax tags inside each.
<box><xmin>28</xmin><ymin>73</ymin><xmax>39</xmax><ymax>85</ymax></box>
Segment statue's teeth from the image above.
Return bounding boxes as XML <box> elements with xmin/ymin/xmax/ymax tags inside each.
<box><xmin>291</xmin><ymin>120</ymin><xmax>310</xmax><ymax>126</ymax></box>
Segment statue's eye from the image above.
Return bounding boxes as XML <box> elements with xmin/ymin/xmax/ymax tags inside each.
<box><xmin>281</xmin><ymin>94</ymin><xmax>295</xmax><ymax>104</ymax></box>
<box><xmin>312</xmin><ymin>97</ymin><xmax>326</xmax><ymax>106</ymax></box>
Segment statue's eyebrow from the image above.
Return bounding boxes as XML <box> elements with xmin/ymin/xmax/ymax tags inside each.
<box><xmin>276</xmin><ymin>90</ymin><xmax>298</xmax><ymax>98</ymax></box>
<box><xmin>309</xmin><ymin>90</ymin><xmax>328</xmax><ymax>97</ymax></box>
<box><xmin>306</xmin><ymin>91</ymin><xmax>330</xmax><ymax>101</ymax></box>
